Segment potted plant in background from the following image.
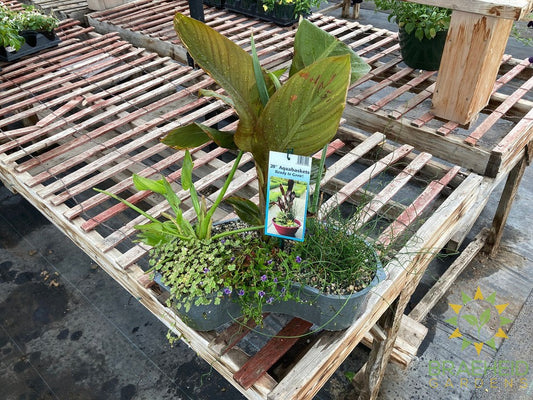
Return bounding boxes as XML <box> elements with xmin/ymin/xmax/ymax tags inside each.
<box><xmin>372</xmin><ymin>0</ymin><xmax>451</xmax><ymax>70</ymax></box>
<box><xmin>0</xmin><ymin>4</ymin><xmax>59</xmax><ymax>62</ymax></box>
<box><xmin>224</xmin><ymin>0</ymin><xmax>326</xmax><ymax>26</ymax></box>
<box><xmin>98</xmin><ymin>14</ymin><xmax>379</xmax><ymax>332</ymax></box>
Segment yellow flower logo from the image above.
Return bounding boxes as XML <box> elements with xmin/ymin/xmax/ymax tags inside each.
<box><xmin>446</xmin><ymin>287</ymin><xmax>512</xmax><ymax>355</ymax></box>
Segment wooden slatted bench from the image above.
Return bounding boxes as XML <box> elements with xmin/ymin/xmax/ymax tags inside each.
<box><xmin>1</xmin><ymin>4</ymin><xmax>532</xmax><ymax>399</ymax></box>
<box><xmin>0</xmin><ymin>19</ymin><xmax>494</xmax><ymax>399</ymax></box>
<box><xmin>85</xmin><ymin>1</ymin><xmax>533</xmax><ymax>252</ymax></box>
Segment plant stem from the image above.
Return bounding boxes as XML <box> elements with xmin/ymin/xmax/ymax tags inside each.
<box><xmin>203</xmin><ymin>150</ymin><xmax>244</xmax><ymax>228</ymax></box>
<box><xmin>309</xmin><ymin>144</ymin><xmax>327</xmax><ymax>214</ymax></box>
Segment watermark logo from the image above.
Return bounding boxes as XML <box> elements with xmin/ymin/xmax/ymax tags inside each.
<box><xmin>445</xmin><ymin>287</ymin><xmax>512</xmax><ymax>355</ymax></box>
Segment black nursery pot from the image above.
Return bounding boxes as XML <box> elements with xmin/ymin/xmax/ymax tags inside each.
<box><xmin>0</xmin><ymin>30</ymin><xmax>61</xmax><ymax>62</ymax></box>
<box><xmin>398</xmin><ymin>27</ymin><xmax>448</xmax><ymax>71</ymax></box>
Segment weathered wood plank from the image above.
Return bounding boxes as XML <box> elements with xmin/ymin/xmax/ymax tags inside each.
<box><xmin>377</xmin><ymin>165</ymin><xmax>461</xmax><ymax>247</ymax></box>
<box><xmin>407</xmin><ymin>0</ymin><xmax>533</xmax><ymax>19</ymax></box>
<box><xmin>432</xmin><ymin>11</ymin><xmax>514</xmax><ymax>125</ymax></box>
<box><xmin>234</xmin><ymin>318</ymin><xmax>313</xmax><ymax>390</ymax></box>
<box><xmin>409</xmin><ymin>228</ymin><xmax>490</xmax><ymax>322</ymax></box>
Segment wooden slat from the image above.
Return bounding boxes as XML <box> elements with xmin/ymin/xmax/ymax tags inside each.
<box><xmin>465</xmin><ymin>74</ymin><xmax>533</xmax><ymax>146</ymax></box>
<box><xmin>389</xmin><ymin>82</ymin><xmax>435</xmax><ymax>120</ymax></box>
<box><xmin>367</xmin><ymin>70</ymin><xmax>436</xmax><ymax>113</ymax></box>
<box><xmin>352</xmin><ymin>152</ymin><xmax>433</xmax><ymax>230</ymax></box>
<box><xmin>409</xmin><ymin>228</ymin><xmax>491</xmax><ymax>322</ymax></box>
<box><xmin>233</xmin><ymin>318</ymin><xmax>313</xmax><ymax>390</ymax></box>
<box><xmin>210</xmin><ymin>317</ymin><xmax>265</xmax><ymax>356</ymax></box>
<box><xmin>319</xmin><ymin>144</ymin><xmax>414</xmax><ymax>218</ymax></box>
<box><xmin>377</xmin><ymin>165</ymin><xmax>461</xmax><ymax>247</ymax></box>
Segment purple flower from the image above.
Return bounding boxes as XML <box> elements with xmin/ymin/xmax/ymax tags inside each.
<box><xmin>261</xmin><ymin>274</ymin><xmax>267</xmax><ymax>281</ymax></box>
<box><xmin>281</xmin><ymin>287</ymin><xmax>286</xmax><ymax>294</ymax></box>
<box><xmin>230</xmin><ymin>256</ymin><xmax>235</xmax><ymax>262</ymax></box>
<box><xmin>529</xmin><ymin>56</ymin><xmax>533</xmax><ymax>64</ymax></box>
<box><xmin>203</xmin><ymin>267</ymin><xmax>209</xmax><ymax>273</ymax></box>
<box><xmin>266</xmin><ymin>259</ymin><xmax>273</xmax><ymax>265</ymax></box>
<box><xmin>237</xmin><ymin>289</ymin><xmax>245</xmax><ymax>296</ymax></box>
<box><xmin>295</xmin><ymin>255</ymin><xmax>302</xmax><ymax>264</ymax></box>
<box><xmin>273</xmin><ymin>277</ymin><xmax>278</xmax><ymax>283</ymax></box>
<box><xmin>266</xmin><ymin>297</ymin><xmax>274</xmax><ymax>304</ymax></box>
<box><xmin>223</xmin><ymin>287</ymin><xmax>232</xmax><ymax>295</ymax></box>
<box><xmin>258</xmin><ymin>290</ymin><xmax>265</xmax><ymax>298</ymax></box>
<box><xmin>220</xmin><ymin>238</ymin><xmax>226</xmax><ymax>244</ymax></box>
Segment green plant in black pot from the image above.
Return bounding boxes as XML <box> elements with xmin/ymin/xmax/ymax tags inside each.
<box><xmin>1</xmin><ymin>4</ymin><xmax>59</xmax><ymax>62</ymax></box>
<box><xmin>372</xmin><ymin>0</ymin><xmax>451</xmax><ymax>70</ymax></box>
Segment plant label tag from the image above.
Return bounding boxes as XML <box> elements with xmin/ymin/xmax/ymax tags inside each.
<box><xmin>264</xmin><ymin>151</ymin><xmax>311</xmax><ymax>242</ymax></box>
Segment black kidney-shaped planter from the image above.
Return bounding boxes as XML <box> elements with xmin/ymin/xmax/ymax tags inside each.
<box><xmin>0</xmin><ymin>30</ymin><xmax>61</xmax><ymax>62</ymax></box>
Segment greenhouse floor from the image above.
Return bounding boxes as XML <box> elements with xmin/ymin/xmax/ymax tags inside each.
<box><xmin>1</xmin><ymin>2</ymin><xmax>532</xmax><ymax>400</ymax></box>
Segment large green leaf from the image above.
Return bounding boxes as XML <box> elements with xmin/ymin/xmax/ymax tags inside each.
<box><xmin>290</xmin><ymin>19</ymin><xmax>370</xmax><ymax>84</ymax></box>
<box><xmin>257</xmin><ymin>55</ymin><xmax>351</xmax><ymax>157</ymax></box>
<box><xmin>162</xmin><ymin>123</ymin><xmax>237</xmax><ymax>150</ymax></box>
<box><xmin>162</xmin><ymin>124</ymin><xmax>211</xmax><ymax>149</ymax></box>
<box><xmin>174</xmin><ymin>13</ymin><xmax>263</xmax><ymax>151</ymax></box>
<box><xmin>133</xmin><ymin>174</ymin><xmax>168</xmax><ymax>194</ymax></box>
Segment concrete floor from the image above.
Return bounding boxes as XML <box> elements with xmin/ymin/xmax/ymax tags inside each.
<box><xmin>1</xmin><ymin>3</ymin><xmax>532</xmax><ymax>400</ymax></box>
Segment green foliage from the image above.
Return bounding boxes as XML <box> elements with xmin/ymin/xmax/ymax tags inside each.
<box><xmin>151</xmin><ymin>231</ymin><xmax>302</xmax><ymax>325</ymax></box>
<box><xmin>0</xmin><ymin>4</ymin><xmax>58</xmax><ymax>50</ymax></box>
<box><xmin>270</xmin><ymin>179</ymin><xmax>297</xmax><ymax>226</ymax></box>
<box><xmin>95</xmin><ymin>150</ymin><xmax>263</xmax><ymax>245</ymax></box>
<box><xmin>373</xmin><ymin>0</ymin><xmax>451</xmax><ymax>40</ymax></box>
<box><xmin>292</xmin><ymin>210</ymin><xmax>380</xmax><ymax>295</ymax></box>
<box><xmin>260</xmin><ymin>0</ymin><xmax>327</xmax><ymax>16</ymax></box>
<box><xmin>165</xmin><ymin>15</ymin><xmax>370</xmax><ymax>222</ymax></box>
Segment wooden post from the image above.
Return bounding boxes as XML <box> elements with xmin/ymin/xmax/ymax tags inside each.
<box><xmin>431</xmin><ymin>10</ymin><xmax>514</xmax><ymax>125</ymax></box>
<box><xmin>484</xmin><ymin>151</ymin><xmax>529</xmax><ymax>256</ymax></box>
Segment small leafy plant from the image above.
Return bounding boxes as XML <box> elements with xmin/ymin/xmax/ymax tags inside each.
<box><xmin>0</xmin><ymin>4</ymin><xmax>58</xmax><ymax>50</ymax></box>
<box><xmin>372</xmin><ymin>0</ymin><xmax>451</xmax><ymax>40</ymax></box>
<box><xmin>152</xmin><ymin>229</ymin><xmax>303</xmax><ymax>324</ymax></box>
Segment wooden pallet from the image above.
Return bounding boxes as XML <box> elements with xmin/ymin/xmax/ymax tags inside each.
<box><xmin>0</xmin><ymin>20</ymin><xmax>494</xmax><ymax>399</ymax></box>
<box><xmin>87</xmin><ymin>1</ymin><xmax>533</xmax><ymax>179</ymax></box>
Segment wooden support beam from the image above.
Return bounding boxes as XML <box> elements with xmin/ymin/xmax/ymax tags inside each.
<box><xmin>484</xmin><ymin>153</ymin><xmax>529</xmax><ymax>256</ymax></box>
<box><xmin>409</xmin><ymin>228</ymin><xmax>490</xmax><ymax>322</ymax></box>
<box><xmin>431</xmin><ymin>11</ymin><xmax>514</xmax><ymax>125</ymax></box>
<box><xmin>406</xmin><ymin>0</ymin><xmax>533</xmax><ymax>20</ymax></box>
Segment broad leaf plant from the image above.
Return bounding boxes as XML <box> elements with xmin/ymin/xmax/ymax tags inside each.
<box><xmin>163</xmin><ymin>14</ymin><xmax>370</xmax><ymax>225</ymax></box>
